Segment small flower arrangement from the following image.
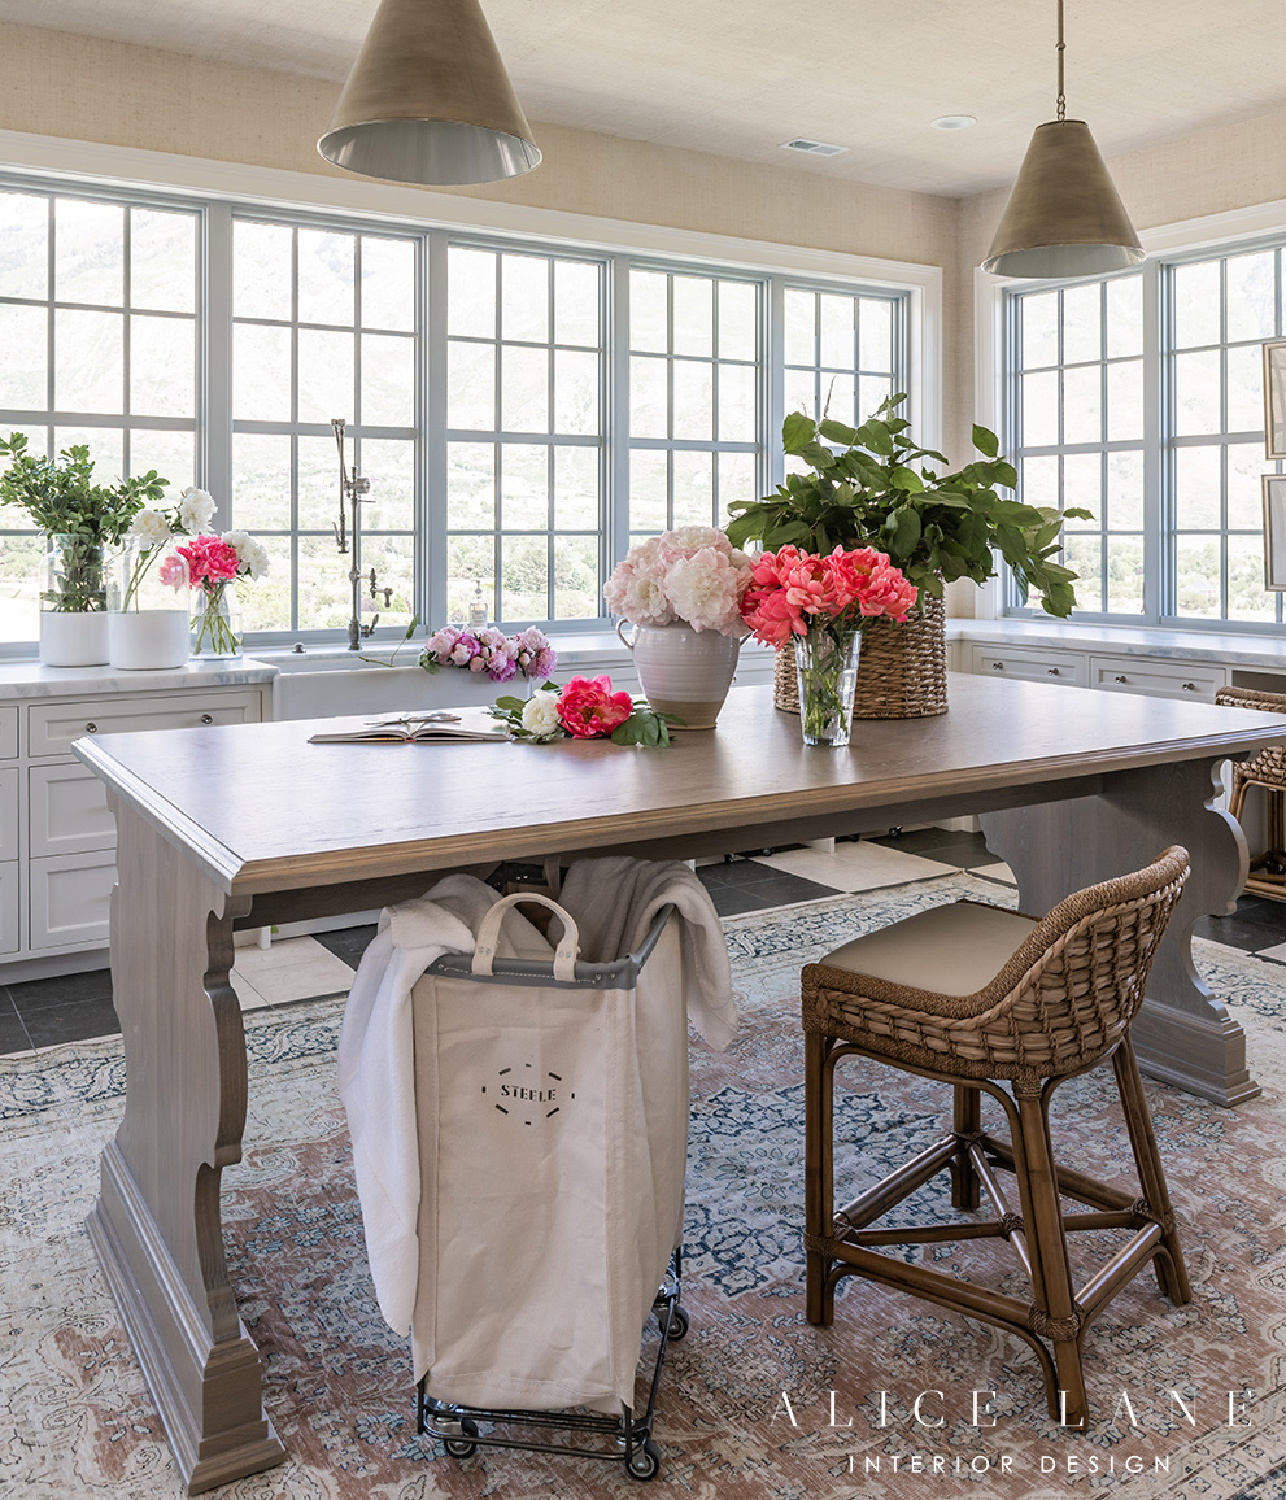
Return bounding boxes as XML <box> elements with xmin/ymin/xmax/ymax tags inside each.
<box><xmin>179</xmin><ymin>529</ymin><xmax>270</xmax><ymax>656</ymax></box>
<box><xmin>739</xmin><ymin>543</ymin><xmax>918</xmax><ymax>647</ymax></box>
<box><xmin>420</xmin><ymin>624</ymin><xmax>557</xmax><ymax>684</ymax></box>
<box><xmin>492</xmin><ymin>675</ymin><xmax>680</xmax><ymax>747</ymax></box>
<box><xmin>603</xmin><ymin>526</ymin><xmax>754</xmax><ymax>636</ymax></box>
<box><xmin>741</xmin><ymin>544</ymin><xmax>917</xmax><ymax>747</ymax></box>
<box><xmin>121</xmin><ymin>486</ymin><xmax>219</xmax><ymax>610</ymax></box>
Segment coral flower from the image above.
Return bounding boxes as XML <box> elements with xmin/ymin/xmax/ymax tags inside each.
<box><xmin>557</xmin><ymin>675</ymin><xmax>635</xmax><ymax>738</ymax></box>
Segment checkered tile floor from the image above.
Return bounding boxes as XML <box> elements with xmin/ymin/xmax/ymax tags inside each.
<box><xmin>0</xmin><ymin>829</ymin><xmax>1280</xmax><ymax>1056</ymax></box>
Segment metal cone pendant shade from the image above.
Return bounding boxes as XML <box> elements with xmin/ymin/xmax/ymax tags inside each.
<box><xmin>983</xmin><ymin>119</ymin><xmax>1142</xmax><ymax>277</ymax></box>
<box><xmin>318</xmin><ymin>0</ymin><xmax>541</xmax><ymax>187</ymax></box>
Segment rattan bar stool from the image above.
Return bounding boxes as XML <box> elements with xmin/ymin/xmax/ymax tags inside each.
<box><xmin>1216</xmin><ymin>686</ymin><xmax>1286</xmax><ymax>901</ymax></box>
<box><xmin>802</xmin><ymin>847</ymin><xmax>1192</xmax><ymax>1429</ymax></box>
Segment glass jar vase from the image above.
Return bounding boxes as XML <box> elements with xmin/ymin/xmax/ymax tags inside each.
<box><xmin>39</xmin><ymin>533</ymin><xmax>108</xmax><ymax>667</ymax></box>
<box><xmin>106</xmin><ymin>539</ymin><xmax>191</xmax><ymax>670</ymax></box>
<box><xmin>190</xmin><ymin>579</ymin><xmax>242</xmax><ymax>659</ymax></box>
<box><xmin>793</xmin><ymin>628</ymin><xmax>861</xmax><ymax>746</ymax></box>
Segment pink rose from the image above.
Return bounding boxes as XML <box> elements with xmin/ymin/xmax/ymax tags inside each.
<box><xmin>557</xmin><ymin>675</ymin><xmax>634</xmax><ymax>739</ymax></box>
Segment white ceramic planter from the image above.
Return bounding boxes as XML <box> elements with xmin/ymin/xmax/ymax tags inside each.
<box><xmin>617</xmin><ymin>621</ymin><xmax>741</xmax><ymax>729</ymax></box>
<box><xmin>39</xmin><ymin>610</ymin><xmax>109</xmax><ymax>668</ymax></box>
<box><xmin>107</xmin><ymin>610</ymin><xmax>192</xmax><ymax>670</ymax></box>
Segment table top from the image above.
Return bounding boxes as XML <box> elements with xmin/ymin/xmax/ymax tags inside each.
<box><xmin>73</xmin><ymin>675</ymin><xmax>1286</xmax><ymax>895</ymax></box>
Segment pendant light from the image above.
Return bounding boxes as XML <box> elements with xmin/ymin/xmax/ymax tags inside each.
<box><xmin>983</xmin><ymin>0</ymin><xmax>1141</xmax><ymax>278</ymax></box>
<box><xmin>318</xmin><ymin>0</ymin><xmax>541</xmax><ymax>187</ymax></box>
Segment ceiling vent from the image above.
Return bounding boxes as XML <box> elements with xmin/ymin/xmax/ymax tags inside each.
<box><xmin>779</xmin><ymin>138</ymin><xmax>848</xmax><ymax>158</ymax></box>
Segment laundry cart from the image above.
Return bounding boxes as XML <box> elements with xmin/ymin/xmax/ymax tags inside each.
<box><xmin>408</xmin><ymin>887</ymin><xmax>691</xmax><ymax>1481</ymax></box>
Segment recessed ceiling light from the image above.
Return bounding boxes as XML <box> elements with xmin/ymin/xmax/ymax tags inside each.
<box><xmin>779</xmin><ymin>138</ymin><xmax>849</xmax><ymax>157</ymax></box>
<box><xmin>930</xmin><ymin>115</ymin><xmax>977</xmax><ymax>131</ymax></box>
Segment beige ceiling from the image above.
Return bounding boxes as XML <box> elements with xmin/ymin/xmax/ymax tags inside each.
<box><xmin>5</xmin><ymin>0</ymin><xmax>1286</xmax><ymax>196</ymax></box>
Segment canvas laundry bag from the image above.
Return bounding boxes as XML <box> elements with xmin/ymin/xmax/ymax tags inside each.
<box><xmin>410</xmin><ymin>879</ymin><xmax>697</xmax><ymax>1413</ymax></box>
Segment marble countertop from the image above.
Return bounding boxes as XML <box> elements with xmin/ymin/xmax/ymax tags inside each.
<box><xmin>0</xmin><ymin>658</ymin><xmax>276</xmax><ymax>698</ymax></box>
<box><xmin>948</xmin><ymin>618</ymin><xmax>1286</xmax><ymax>668</ymax></box>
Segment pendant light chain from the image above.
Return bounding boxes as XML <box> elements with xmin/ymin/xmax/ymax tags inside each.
<box><xmin>1056</xmin><ymin>0</ymin><xmax>1066</xmax><ymax>121</ymax></box>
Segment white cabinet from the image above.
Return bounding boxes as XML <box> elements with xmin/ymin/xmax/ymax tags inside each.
<box><xmin>0</xmin><ymin>671</ymin><xmax>270</xmax><ymax>977</ymax></box>
<box><xmin>968</xmin><ymin>644</ymin><xmax>1087</xmax><ymax>688</ymax></box>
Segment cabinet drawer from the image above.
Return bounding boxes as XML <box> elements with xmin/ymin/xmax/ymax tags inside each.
<box><xmin>0</xmin><ymin>706</ymin><xmax>16</xmax><ymax>760</ymax></box>
<box><xmin>969</xmin><ymin>645</ymin><xmax>1087</xmax><ymax>687</ymax></box>
<box><xmin>28</xmin><ymin>689</ymin><xmax>263</xmax><ymax>758</ymax></box>
<box><xmin>1089</xmin><ymin>656</ymin><xmax>1228</xmax><ymax>702</ymax></box>
<box><xmin>29</xmin><ymin>849</ymin><xmax>116</xmax><ymax>950</ymax></box>
<box><xmin>29</xmin><ymin>764</ymin><xmax>116</xmax><ymax>857</ymax></box>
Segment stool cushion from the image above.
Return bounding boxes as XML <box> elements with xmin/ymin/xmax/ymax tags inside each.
<box><xmin>818</xmin><ymin>901</ymin><xmax>1038</xmax><ymax>998</ymax></box>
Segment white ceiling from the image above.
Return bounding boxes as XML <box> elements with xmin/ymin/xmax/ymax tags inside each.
<box><xmin>6</xmin><ymin>0</ymin><xmax>1286</xmax><ymax>196</ymax></box>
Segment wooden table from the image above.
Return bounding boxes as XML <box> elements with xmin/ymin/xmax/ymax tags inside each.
<box><xmin>75</xmin><ymin>675</ymin><xmax>1285</xmax><ymax>1493</ymax></box>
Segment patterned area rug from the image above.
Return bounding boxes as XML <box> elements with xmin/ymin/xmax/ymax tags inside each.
<box><xmin>4</xmin><ymin>873</ymin><xmax>1286</xmax><ymax>1499</ymax></box>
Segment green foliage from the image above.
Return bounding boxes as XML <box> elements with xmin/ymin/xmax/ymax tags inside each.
<box><xmin>724</xmin><ymin>395</ymin><xmax>1092</xmax><ymax>619</ymax></box>
<box><xmin>0</xmin><ymin>432</ymin><xmax>169</xmax><ymax>611</ymax></box>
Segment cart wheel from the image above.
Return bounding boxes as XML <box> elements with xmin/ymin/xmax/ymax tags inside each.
<box><xmin>443</xmin><ymin>1417</ymin><xmax>479</xmax><ymax>1459</ymax></box>
<box><xmin>626</xmin><ymin>1437</ymin><xmax>662</xmax><ymax>1481</ymax></box>
<box><xmin>664</xmin><ymin>1304</ymin><xmax>689</xmax><ymax>1341</ymax></box>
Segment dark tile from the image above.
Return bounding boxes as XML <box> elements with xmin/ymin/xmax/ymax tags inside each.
<box><xmin>701</xmin><ymin>884</ymin><xmax>771</xmax><ymax>917</ymax></box>
<box><xmin>313</xmin><ymin>925</ymin><xmax>378</xmax><ymax>969</ymax></box>
<box><xmin>1192</xmin><ymin>915</ymin><xmax>1281</xmax><ymax>953</ymax></box>
<box><xmin>24</xmin><ymin>995</ymin><xmax>120</xmax><ymax>1048</ymax></box>
<box><xmin>871</xmin><ymin>828</ymin><xmax>992</xmax><ymax>864</ymax></box>
<box><xmin>730</xmin><ymin>872</ymin><xmax>842</xmax><ymax>906</ymax></box>
<box><xmin>8</xmin><ymin>966</ymin><xmax>113</xmax><ymax>1016</ymax></box>
<box><xmin>0</xmin><ymin>1008</ymin><xmax>32</xmax><ymax>1054</ymax></box>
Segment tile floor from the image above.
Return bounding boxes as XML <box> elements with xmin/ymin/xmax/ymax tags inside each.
<box><xmin>0</xmin><ymin>827</ymin><xmax>1281</xmax><ymax>1056</ymax></box>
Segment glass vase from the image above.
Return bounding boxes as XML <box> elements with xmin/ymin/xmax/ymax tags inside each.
<box><xmin>794</xmin><ymin>628</ymin><xmax>861</xmax><ymax>746</ymax></box>
<box><xmin>39</xmin><ymin>534</ymin><xmax>108</xmax><ymax>667</ymax></box>
<box><xmin>107</xmin><ymin>539</ymin><xmax>191</xmax><ymax>670</ymax></box>
<box><xmin>191</xmin><ymin>580</ymin><xmax>242</xmax><ymax>659</ymax></box>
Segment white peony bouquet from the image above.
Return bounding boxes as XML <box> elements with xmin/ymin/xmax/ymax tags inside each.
<box><xmin>602</xmin><ymin>526</ymin><xmax>754</xmax><ymax>637</ymax></box>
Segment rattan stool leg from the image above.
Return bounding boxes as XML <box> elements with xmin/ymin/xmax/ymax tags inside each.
<box><xmin>1227</xmin><ymin>772</ymin><xmax>1247</xmax><ymax>828</ymax></box>
<box><xmin>1111</xmin><ymin>1035</ymin><xmax>1192</xmax><ymax>1306</ymax></box>
<box><xmin>1014</xmin><ymin>1091</ymin><xmax>1088</xmax><ymax>1428</ymax></box>
<box><xmin>805</xmin><ymin>1029</ymin><xmax>836</xmax><ymax>1326</ymax></box>
<box><xmin>950</xmin><ymin>1085</ymin><xmax>982</xmax><ymax>1210</ymax></box>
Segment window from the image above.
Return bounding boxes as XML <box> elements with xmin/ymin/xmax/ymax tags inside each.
<box><xmin>626</xmin><ymin>268</ymin><xmax>759</xmax><ymax>545</ymax></box>
<box><xmin>0</xmin><ymin>188</ymin><xmax>199</xmax><ymax>639</ymax></box>
<box><xmin>445</xmin><ymin>245</ymin><xmax>602</xmax><ymax>623</ymax></box>
<box><xmin>1004</xmin><ymin>242</ymin><xmax>1285</xmax><ymax>627</ymax></box>
<box><xmin>1008</xmin><ymin>276</ymin><xmax>1144</xmax><ymax>614</ymax></box>
<box><xmin>0</xmin><ymin>174</ymin><xmax>914</xmax><ymax>647</ymax></box>
<box><xmin>230</xmin><ymin>216</ymin><xmax>419</xmax><ymax>635</ymax></box>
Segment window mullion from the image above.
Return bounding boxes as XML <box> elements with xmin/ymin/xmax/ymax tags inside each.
<box><xmin>203</xmin><ymin>201</ymin><xmax>233</xmax><ymax>527</ymax></box>
<box><xmin>425</xmin><ymin>229</ymin><xmax>449</xmax><ymax>629</ymax></box>
<box><xmin>1144</xmin><ymin>258</ymin><xmax>1166</xmax><ymax>622</ymax></box>
<box><xmin>766</xmin><ymin>276</ymin><xmax>785</xmax><ymax>498</ymax></box>
<box><xmin>608</xmin><ymin>253</ymin><xmax>631</xmax><ymax>571</ymax></box>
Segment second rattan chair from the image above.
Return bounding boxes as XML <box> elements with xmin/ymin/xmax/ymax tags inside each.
<box><xmin>802</xmin><ymin>847</ymin><xmax>1192</xmax><ymax>1429</ymax></box>
<box><xmin>1216</xmin><ymin>686</ymin><xmax>1286</xmax><ymax>901</ymax></box>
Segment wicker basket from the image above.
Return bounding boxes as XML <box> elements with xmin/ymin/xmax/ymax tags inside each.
<box><xmin>773</xmin><ymin>590</ymin><xmax>947</xmax><ymax>720</ymax></box>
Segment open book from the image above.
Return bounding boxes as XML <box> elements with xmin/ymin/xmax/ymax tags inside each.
<box><xmin>308</xmin><ymin>711</ymin><xmax>509</xmax><ymax>745</ymax></box>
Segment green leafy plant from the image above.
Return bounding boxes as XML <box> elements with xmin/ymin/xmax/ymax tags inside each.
<box><xmin>0</xmin><ymin>432</ymin><xmax>168</xmax><ymax>611</ymax></box>
<box><xmin>725</xmin><ymin>395</ymin><xmax>1091</xmax><ymax>618</ymax></box>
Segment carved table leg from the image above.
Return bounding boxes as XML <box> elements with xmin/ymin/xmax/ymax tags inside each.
<box><xmin>981</xmin><ymin>755</ymin><xmax>1259</xmax><ymax>1107</ymax></box>
<box><xmin>85</xmin><ymin>799</ymin><xmax>284</xmax><ymax>1494</ymax></box>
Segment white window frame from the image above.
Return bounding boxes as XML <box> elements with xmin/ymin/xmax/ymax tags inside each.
<box><xmin>0</xmin><ymin>128</ymin><xmax>942</xmax><ymax>647</ymax></box>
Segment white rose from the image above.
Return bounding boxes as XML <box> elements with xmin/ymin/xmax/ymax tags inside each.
<box><xmin>129</xmin><ymin>508</ymin><xmax>172</xmax><ymax>547</ymax></box>
<box><xmin>178</xmin><ymin>486</ymin><xmax>216</xmax><ymax>534</ymax></box>
<box><xmin>521</xmin><ymin>692</ymin><xmax>562</xmax><ymax>738</ymax></box>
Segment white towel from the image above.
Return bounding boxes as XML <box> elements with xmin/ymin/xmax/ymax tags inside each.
<box><xmin>559</xmin><ymin>856</ymin><xmax>738</xmax><ymax>1051</ymax></box>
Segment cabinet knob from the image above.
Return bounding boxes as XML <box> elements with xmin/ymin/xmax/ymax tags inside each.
<box><xmin>1047</xmin><ymin>667</ymin><xmax>1060</xmax><ymax>676</ymax></box>
<box><xmin>1115</xmin><ymin>674</ymin><xmax>1128</xmax><ymax>684</ymax></box>
<box><xmin>991</xmin><ymin>661</ymin><xmax>1004</xmax><ymax>671</ymax></box>
<box><xmin>200</xmin><ymin>713</ymin><xmax>214</xmax><ymax>725</ymax></box>
<box><xmin>1181</xmin><ymin>682</ymin><xmax>1197</xmax><ymax>692</ymax></box>
<box><xmin>85</xmin><ymin>721</ymin><xmax>97</xmax><ymax>734</ymax></box>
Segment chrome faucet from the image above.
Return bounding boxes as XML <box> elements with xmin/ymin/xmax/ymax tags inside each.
<box><xmin>331</xmin><ymin>417</ymin><xmax>381</xmax><ymax>650</ymax></box>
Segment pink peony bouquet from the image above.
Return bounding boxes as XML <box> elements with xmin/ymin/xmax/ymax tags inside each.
<box><xmin>420</xmin><ymin>624</ymin><xmax>557</xmax><ymax>684</ymax></box>
<box><xmin>179</xmin><ymin>530</ymin><xmax>269</xmax><ymax>656</ymax></box>
<box><xmin>739</xmin><ymin>543</ymin><xmax>918</xmax><ymax>648</ymax></box>
<box><xmin>492</xmin><ymin>674</ymin><xmax>679</xmax><ymax>747</ymax></box>
<box><xmin>603</xmin><ymin>527</ymin><xmax>755</xmax><ymax>637</ymax></box>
